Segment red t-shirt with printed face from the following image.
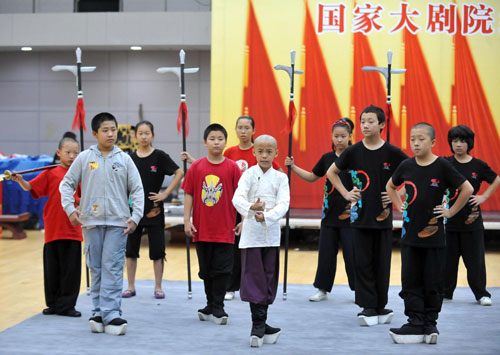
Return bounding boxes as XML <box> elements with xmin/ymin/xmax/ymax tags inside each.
<box><xmin>30</xmin><ymin>166</ymin><xmax>83</xmax><ymax>244</ymax></box>
<box><xmin>223</xmin><ymin>145</ymin><xmax>281</xmax><ymax>172</ymax></box>
<box><xmin>181</xmin><ymin>157</ymin><xmax>242</xmax><ymax>244</ymax></box>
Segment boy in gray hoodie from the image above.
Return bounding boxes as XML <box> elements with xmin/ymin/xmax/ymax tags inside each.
<box><xmin>60</xmin><ymin>112</ymin><xmax>144</xmax><ymax>336</ymax></box>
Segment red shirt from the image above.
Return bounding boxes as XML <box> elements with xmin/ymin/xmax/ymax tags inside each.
<box><xmin>182</xmin><ymin>157</ymin><xmax>242</xmax><ymax>243</ymax></box>
<box><xmin>224</xmin><ymin>145</ymin><xmax>281</xmax><ymax>172</ymax></box>
<box><xmin>30</xmin><ymin>166</ymin><xmax>83</xmax><ymax>244</ymax></box>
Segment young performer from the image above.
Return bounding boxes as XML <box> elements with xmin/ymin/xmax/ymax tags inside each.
<box><xmin>327</xmin><ymin>105</ymin><xmax>408</xmax><ymax>326</ymax></box>
<box><xmin>443</xmin><ymin>125</ymin><xmax>500</xmax><ymax>306</ymax></box>
<box><xmin>181</xmin><ymin>115</ymin><xmax>281</xmax><ymax>301</ymax></box>
<box><xmin>232</xmin><ymin>134</ymin><xmax>289</xmax><ymax>347</ymax></box>
<box><xmin>123</xmin><ymin>121</ymin><xmax>183</xmax><ymax>299</ymax></box>
<box><xmin>386</xmin><ymin>122</ymin><xmax>473</xmax><ymax>344</ymax></box>
<box><xmin>12</xmin><ymin>136</ymin><xmax>82</xmax><ymax>317</ymax></box>
<box><xmin>182</xmin><ymin>123</ymin><xmax>242</xmax><ymax>325</ymax></box>
<box><xmin>285</xmin><ymin>118</ymin><xmax>355</xmax><ymax>301</ymax></box>
<box><xmin>60</xmin><ymin>112</ymin><xmax>144</xmax><ymax>336</ymax></box>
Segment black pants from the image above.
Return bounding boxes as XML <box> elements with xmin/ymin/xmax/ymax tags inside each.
<box><xmin>226</xmin><ymin>234</ymin><xmax>241</xmax><ymax>292</ymax></box>
<box><xmin>444</xmin><ymin>229</ymin><xmax>490</xmax><ymax>300</ymax></box>
<box><xmin>43</xmin><ymin>239</ymin><xmax>82</xmax><ymax>313</ymax></box>
<box><xmin>313</xmin><ymin>225</ymin><xmax>355</xmax><ymax>292</ymax></box>
<box><xmin>352</xmin><ymin>228</ymin><xmax>392</xmax><ymax>309</ymax></box>
<box><xmin>400</xmin><ymin>245</ymin><xmax>445</xmax><ymax>326</ymax></box>
<box><xmin>125</xmin><ymin>224</ymin><xmax>166</xmax><ymax>260</ymax></box>
<box><xmin>195</xmin><ymin>241</ymin><xmax>233</xmax><ymax>310</ymax></box>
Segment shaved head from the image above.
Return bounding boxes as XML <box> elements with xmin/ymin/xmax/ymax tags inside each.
<box><xmin>254</xmin><ymin>134</ymin><xmax>277</xmax><ymax>148</ymax></box>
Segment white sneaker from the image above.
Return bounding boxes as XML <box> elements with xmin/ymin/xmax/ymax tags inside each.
<box><xmin>309</xmin><ymin>289</ymin><xmax>328</xmax><ymax>302</ymax></box>
<box><xmin>478</xmin><ymin>296</ymin><xmax>492</xmax><ymax>306</ymax></box>
<box><xmin>224</xmin><ymin>291</ymin><xmax>235</xmax><ymax>300</ymax></box>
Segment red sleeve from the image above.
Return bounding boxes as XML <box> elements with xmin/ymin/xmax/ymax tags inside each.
<box><xmin>29</xmin><ymin>170</ymin><xmax>49</xmax><ymax>199</ymax></box>
<box><xmin>75</xmin><ymin>184</ymin><xmax>82</xmax><ymax>205</ymax></box>
<box><xmin>233</xmin><ymin>162</ymin><xmax>242</xmax><ymax>186</ymax></box>
<box><xmin>272</xmin><ymin>160</ymin><xmax>281</xmax><ymax>170</ymax></box>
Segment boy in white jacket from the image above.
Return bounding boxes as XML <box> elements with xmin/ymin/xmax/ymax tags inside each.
<box><xmin>60</xmin><ymin>112</ymin><xmax>144</xmax><ymax>336</ymax></box>
<box><xmin>232</xmin><ymin>135</ymin><xmax>290</xmax><ymax>347</ymax></box>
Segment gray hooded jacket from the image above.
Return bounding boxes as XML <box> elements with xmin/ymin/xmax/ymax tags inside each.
<box><xmin>60</xmin><ymin>145</ymin><xmax>144</xmax><ymax>228</ymax></box>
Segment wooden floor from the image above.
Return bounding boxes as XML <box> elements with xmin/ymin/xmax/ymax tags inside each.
<box><xmin>1</xmin><ymin>230</ymin><xmax>500</xmax><ymax>332</ymax></box>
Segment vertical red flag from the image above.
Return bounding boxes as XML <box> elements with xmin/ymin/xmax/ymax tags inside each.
<box><xmin>452</xmin><ymin>17</ymin><xmax>500</xmax><ymax>211</ymax></box>
<box><xmin>350</xmin><ymin>31</ymin><xmax>388</xmax><ymax>143</ymax></box>
<box><xmin>72</xmin><ymin>97</ymin><xmax>86</xmax><ymax>131</ymax></box>
<box><xmin>401</xmin><ymin>29</ymin><xmax>449</xmax><ymax>156</ymax></box>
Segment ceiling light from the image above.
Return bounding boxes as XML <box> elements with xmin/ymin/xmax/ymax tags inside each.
<box><xmin>130</xmin><ymin>46</ymin><xmax>142</xmax><ymax>51</ymax></box>
<box><xmin>21</xmin><ymin>47</ymin><xmax>32</xmax><ymax>51</ymax></box>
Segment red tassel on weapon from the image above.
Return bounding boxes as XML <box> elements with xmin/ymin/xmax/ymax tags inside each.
<box><xmin>284</xmin><ymin>101</ymin><xmax>297</xmax><ymax>134</ymax></box>
<box><xmin>72</xmin><ymin>98</ymin><xmax>86</xmax><ymax>131</ymax></box>
<box><xmin>177</xmin><ymin>101</ymin><xmax>189</xmax><ymax>136</ymax></box>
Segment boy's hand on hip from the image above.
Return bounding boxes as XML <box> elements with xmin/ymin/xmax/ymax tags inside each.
<box><xmin>380</xmin><ymin>191</ymin><xmax>392</xmax><ymax>206</ymax></box>
<box><xmin>433</xmin><ymin>203</ymin><xmax>451</xmax><ymax>219</ymax></box>
<box><xmin>345</xmin><ymin>187</ymin><xmax>361</xmax><ymax>203</ymax></box>
<box><xmin>123</xmin><ymin>219</ymin><xmax>137</xmax><ymax>235</ymax></box>
<box><xmin>69</xmin><ymin>210</ymin><xmax>83</xmax><ymax>226</ymax></box>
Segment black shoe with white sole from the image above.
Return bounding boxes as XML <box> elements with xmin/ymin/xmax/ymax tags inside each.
<box><xmin>89</xmin><ymin>316</ymin><xmax>104</xmax><ymax>333</ymax></box>
<box><xmin>104</xmin><ymin>318</ymin><xmax>128</xmax><ymax>336</ymax></box>
<box><xmin>389</xmin><ymin>323</ymin><xmax>425</xmax><ymax>344</ymax></box>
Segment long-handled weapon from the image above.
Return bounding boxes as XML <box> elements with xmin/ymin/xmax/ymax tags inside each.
<box><xmin>157</xmin><ymin>50</ymin><xmax>199</xmax><ymax>300</ymax></box>
<box><xmin>274</xmin><ymin>50</ymin><xmax>303</xmax><ymax>300</ymax></box>
<box><xmin>52</xmin><ymin>48</ymin><xmax>96</xmax><ymax>295</ymax></box>
<box><xmin>362</xmin><ymin>49</ymin><xmax>405</xmax><ymax>143</ymax></box>
<box><xmin>0</xmin><ymin>164</ymin><xmax>59</xmax><ymax>182</ymax></box>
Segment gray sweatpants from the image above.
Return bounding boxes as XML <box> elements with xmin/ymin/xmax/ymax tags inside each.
<box><xmin>83</xmin><ymin>226</ymin><xmax>127</xmax><ymax>325</ymax></box>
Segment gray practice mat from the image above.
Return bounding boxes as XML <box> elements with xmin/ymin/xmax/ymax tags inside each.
<box><xmin>1</xmin><ymin>281</ymin><xmax>499</xmax><ymax>355</ymax></box>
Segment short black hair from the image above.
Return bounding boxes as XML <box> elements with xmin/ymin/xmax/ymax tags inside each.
<box><xmin>412</xmin><ymin>122</ymin><xmax>436</xmax><ymax>140</ymax></box>
<box><xmin>361</xmin><ymin>105</ymin><xmax>386</xmax><ymax>125</ymax></box>
<box><xmin>204</xmin><ymin>123</ymin><xmax>227</xmax><ymax>141</ymax></box>
<box><xmin>58</xmin><ymin>136</ymin><xmax>78</xmax><ymax>149</ymax></box>
<box><xmin>91</xmin><ymin>112</ymin><xmax>118</xmax><ymax>132</ymax></box>
<box><xmin>448</xmin><ymin>125</ymin><xmax>475</xmax><ymax>153</ymax></box>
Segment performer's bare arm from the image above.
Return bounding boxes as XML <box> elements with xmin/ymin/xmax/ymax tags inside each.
<box><xmin>434</xmin><ymin>180</ymin><xmax>473</xmax><ymax>219</ymax></box>
<box><xmin>149</xmin><ymin>168</ymin><xmax>184</xmax><ymax>203</ymax></box>
<box><xmin>326</xmin><ymin>163</ymin><xmax>360</xmax><ymax>202</ymax></box>
<box><xmin>10</xmin><ymin>173</ymin><xmax>32</xmax><ymax>191</ymax></box>
<box><xmin>183</xmin><ymin>193</ymin><xmax>197</xmax><ymax>237</ymax></box>
<box><xmin>386</xmin><ymin>178</ymin><xmax>404</xmax><ymax>212</ymax></box>
<box><xmin>469</xmin><ymin>175</ymin><xmax>500</xmax><ymax>207</ymax></box>
<box><xmin>284</xmin><ymin>156</ymin><xmax>320</xmax><ymax>183</ymax></box>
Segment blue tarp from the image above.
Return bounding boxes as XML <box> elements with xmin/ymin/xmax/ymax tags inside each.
<box><xmin>1</xmin><ymin>155</ymin><xmax>53</xmax><ymax>228</ymax></box>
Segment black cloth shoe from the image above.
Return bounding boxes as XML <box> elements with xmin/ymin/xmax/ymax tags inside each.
<box><xmin>108</xmin><ymin>318</ymin><xmax>127</xmax><ymax>326</ymax></box>
<box><xmin>389</xmin><ymin>323</ymin><xmax>425</xmax><ymax>344</ymax></box>
<box><xmin>197</xmin><ymin>305</ymin><xmax>213</xmax><ymax>315</ymax></box>
<box><xmin>42</xmin><ymin>307</ymin><xmax>56</xmax><ymax>315</ymax></box>
<box><xmin>377</xmin><ymin>308</ymin><xmax>393</xmax><ymax>315</ymax></box>
<box><xmin>212</xmin><ymin>308</ymin><xmax>228</xmax><ymax>319</ymax></box>
<box><xmin>265</xmin><ymin>324</ymin><xmax>281</xmax><ymax>335</ymax></box>
<box><xmin>424</xmin><ymin>324</ymin><xmax>439</xmax><ymax>344</ymax></box>
<box><xmin>357</xmin><ymin>308</ymin><xmax>378</xmax><ymax>317</ymax></box>
<box><xmin>390</xmin><ymin>323</ymin><xmax>424</xmax><ymax>335</ymax></box>
<box><xmin>58</xmin><ymin>309</ymin><xmax>81</xmax><ymax>317</ymax></box>
<box><xmin>89</xmin><ymin>316</ymin><xmax>103</xmax><ymax>323</ymax></box>
<box><xmin>250</xmin><ymin>303</ymin><xmax>266</xmax><ymax>338</ymax></box>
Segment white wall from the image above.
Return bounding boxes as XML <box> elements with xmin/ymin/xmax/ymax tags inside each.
<box><xmin>0</xmin><ymin>49</ymin><xmax>210</xmax><ymax>167</ymax></box>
